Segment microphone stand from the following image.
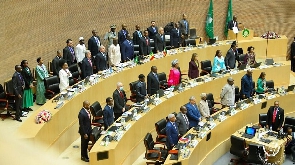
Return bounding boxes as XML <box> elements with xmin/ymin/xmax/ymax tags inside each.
<box><xmin>266</xmin><ymin>31</ymin><xmax>270</xmax><ymax>61</ymax></box>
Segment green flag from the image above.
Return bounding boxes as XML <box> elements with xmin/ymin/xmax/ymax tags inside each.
<box><xmin>224</xmin><ymin>0</ymin><xmax>233</xmax><ymax>37</ymax></box>
<box><xmin>205</xmin><ymin>0</ymin><xmax>214</xmax><ymax>39</ymax></box>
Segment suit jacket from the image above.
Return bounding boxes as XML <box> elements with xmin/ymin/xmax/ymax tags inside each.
<box><xmin>185</xmin><ymin>103</ymin><xmax>201</xmax><ymax>127</ymax></box>
<box><xmin>188</xmin><ymin>60</ymin><xmax>199</xmax><ymax>79</ymax></box>
<box><xmin>170</xmin><ymin>28</ymin><xmax>181</xmax><ymax>48</ymax></box>
<box><xmin>220</xmin><ymin>83</ymin><xmax>235</xmax><ymax>106</ymax></box>
<box><xmin>21</xmin><ymin>67</ymin><xmax>33</xmax><ymax>89</ymax></box>
<box><xmin>266</xmin><ymin>106</ymin><xmax>284</xmax><ymax>130</ymax></box>
<box><xmin>12</xmin><ymin>72</ymin><xmax>24</xmax><ymax>96</ymax></box>
<box><xmin>113</xmin><ymin>89</ymin><xmax>127</xmax><ymax>114</ymax></box>
<box><xmin>199</xmin><ymin>100</ymin><xmax>210</xmax><ymax>117</ymax></box>
<box><xmin>166</xmin><ymin>121</ymin><xmax>179</xmax><ymax>148</ymax></box>
<box><xmin>225</xmin><ymin>48</ymin><xmax>236</xmax><ymax>69</ymax></box>
<box><xmin>81</xmin><ymin>57</ymin><xmax>93</xmax><ymax>79</ymax></box>
<box><xmin>118</xmin><ymin>29</ymin><xmax>129</xmax><ymax>45</ymax></box>
<box><xmin>95</xmin><ymin>52</ymin><xmax>108</xmax><ymax>71</ymax></box>
<box><xmin>154</xmin><ymin>33</ymin><xmax>166</xmax><ymax>52</ymax></box>
<box><xmin>147</xmin><ymin>26</ymin><xmax>158</xmax><ymax>39</ymax></box>
<box><xmin>179</xmin><ymin>19</ymin><xmax>190</xmax><ymax>35</ymax></box>
<box><xmin>63</xmin><ymin>46</ymin><xmax>76</xmax><ymax>66</ymax></box>
<box><xmin>135</xmin><ymin>81</ymin><xmax>147</xmax><ymax>103</ymax></box>
<box><xmin>228</xmin><ymin>20</ymin><xmax>238</xmax><ymax>30</ymax></box>
<box><xmin>240</xmin><ymin>74</ymin><xmax>253</xmax><ymax>98</ymax></box>
<box><xmin>147</xmin><ymin>71</ymin><xmax>160</xmax><ymax>95</ymax></box>
<box><xmin>121</xmin><ymin>40</ymin><xmax>134</xmax><ymax>61</ymax></box>
<box><xmin>176</xmin><ymin>112</ymin><xmax>189</xmax><ymax>136</ymax></box>
<box><xmin>52</xmin><ymin>56</ymin><xmax>61</xmax><ymax>76</ymax></box>
<box><xmin>88</xmin><ymin>36</ymin><xmax>101</xmax><ymax>56</ymax></box>
<box><xmin>78</xmin><ymin>108</ymin><xmax>92</xmax><ymax>135</ymax></box>
<box><xmin>139</xmin><ymin>37</ymin><xmax>151</xmax><ymax>56</ymax></box>
<box><xmin>133</xmin><ymin>30</ymin><xmax>143</xmax><ymax>45</ymax></box>
<box><xmin>103</xmin><ymin>105</ymin><xmax>114</xmax><ymax>129</ymax></box>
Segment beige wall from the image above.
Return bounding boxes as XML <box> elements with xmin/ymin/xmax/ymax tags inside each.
<box><xmin>1</xmin><ymin>0</ymin><xmax>295</xmax><ymax>82</ymax></box>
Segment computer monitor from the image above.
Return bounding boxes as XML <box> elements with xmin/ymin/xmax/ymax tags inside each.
<box><xmin>238</xmin><ymin>64</ymin><xmax>247</xmax><ymax>70</ymax></box>
<box><xmin>208</xmin><ymin>38</ymin><xmax>216</xmax><ymax>45</ymax></box>
<box><xmin>251</xmin><ymin>62</ymin><xmax>262</xmax><ymax>68</ymax></box>
<box><xmin>245</xmin><ymin>126</ymin><xmax>256</xmax><ymax>136</ymax></box>
<box><xmin>265</xmin><ymin>58</ymin><xmax>274</xmax><ymax>65</ymax></box>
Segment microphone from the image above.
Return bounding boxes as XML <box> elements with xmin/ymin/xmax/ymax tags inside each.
<box><xmin>127</xmin><ymin>57</ymin><xmax>131</xmax><ymax>61</ymax></box>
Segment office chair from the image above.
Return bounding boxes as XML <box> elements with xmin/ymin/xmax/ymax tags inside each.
<box><xmin>129</xmin><ymin>80</ymin><xmax>139</xmax><ymax>103</ymax></box>
<box><xmin>158</xmin><ymin>72</ymin><xmax>168</xmax><ymax>90</ymax></box>
<box><xmin>69</xmin><ymin>78</ymin><xmax>75</xmax><ymax>86</ymax></box>
<box><xmin>259</xmin><ymin>113</ymin><xmax>267</xmax><ymax>128</ymax></box>
<box><xmin>189</xmin><ymin>28</ymin><xmax>199</xmax><ymax>39</ymax></box>
<box><xmin>143</xmin><ymin>132</ymin><xmax>167</xmax><ymax>165</ymax></box>
<box><xmin>90</xmin><ymin>101</ymin><xmax>104</xmax><ymax>128</ymax></box>
<box><xmin>68</xmin><ymin>64</ymin><xmax>80</xmax><ymax>83</ymax></box>
<box><xmin>48</xmin><ymin>61</ymin><xmax>54</xmax><ymax>75</ymax></box>
<box><xmin>185</xmin><ymin>39</ymin><xmax>196</xmax><ymax>46</ymax></box>
<box><xmin>206</xmin><ymin>93</ymin><xmax>220</xmax><ymax>115</ymax></box>
<box><xmin>155</xmin><ymin>118</ymin><xmax>167</xmax><ymax>145</ymax></box>
<box><xmin>0</xmin><ymin>83</ymin><xmax>16</xmax><ymax>121</ymax></box>
<box><xmin>200</xmin><ymin>60</ymin><xmax>212</xmax><ymax>76</ymax></box>
<box><xmin>235</xmin><ymin>86</ymin><xmax>240</xmax><ymax>103</ymax></box>
<box><xmin>247</xmin><ymin>144</ymin><xmax>268</xmax><ymax>164</ymax></box>
<box><xmin>238</xmin><ymin>54</ymin><xmax>246</xmax><ymax>65</ymax></box>
<box><xmin>44</xmin><ymin>75</ymin><xmax>60</xmax><ymax>99</ymax></box>
<box><xmin>283</xmin><ymin>116</ymin><xmax>295</xmax><ymax>132</ymax></box>
<box><xmin>229</xmin><ymin>135</ymin><xmax>248</xmax><ymax>165</ymax></box>
<box><xmin>266</xmin><ymin>80</ymin><xmax>274</xmax><ymax>90</ymax></box>
<box><xmin>88</xmin><ymin>126</ymin><xmax>102</xmax><ymax>151</ymax></box>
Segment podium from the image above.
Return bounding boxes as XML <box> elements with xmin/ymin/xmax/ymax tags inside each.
<box><xmin>227</xmin><ymin>29</ymin><xmax>254</xmax><ymax>41</ymax></box>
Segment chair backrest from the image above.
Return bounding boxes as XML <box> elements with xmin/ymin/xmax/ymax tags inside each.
<box><xmin>266</xmin><ymin>80</ymin><xmax>274</xmax><ymax>89</ymax></box>
<box><xmin>48</xmin><ymin>61</ymin><xmax>53</xmax><ymax>73</ymax></box>
<box><xmin>129</xmin><ymin>80</ymin><xmax>139</xmax><ymax>102</ymax></box>
<box><xmin>4</xmin><ymin>79</ymin><xmax>14</xmax><ymax>94</ymax></box>
<box><xmin>144</xmin><ymin>133</ymin><xmax>155</xmax><ymax>150</ymax></box>
<box><xmin>259</xmin><ymin>113</ymin><xmax>267</xmax><ymax>128</ymax></box>
<box><xmin>0</xmin><ymin>84</ymin><xmax>5</xmax><ymax>99</ymax></box>
<box><xmin>90</xmin><ymin>101</ymin><xmax>102</xmax><ymax>117</ymax></box>
<box><xmin>69</xmin><ymin>78</ymin><xmax>75</xmax><ymax>86</ymax></box>
<box><xmin>91</xmin><ymin>127</ymin><xmax>102</xmax><ymax>141</ymax></box>
<box><xmin>283</xmin><ymin>116</ymin><xmax>295</xmax><ymax>132</ymax></box>
<box><xmin>158</xmin><ymin>72</ymin><xmax>167</xmax><ymax>83</ymax></box>
<box><xmin>155</xmin><ymin>119</ymin><xmax>167</xmax><ymax>135</ymax></box>
<box><xmin>238</xmin><ymin>54</ymin><xmax>246</xmax><ymax>63</ymax></box>
<box><xmin>185</xmin><ymin>39</ymin><xmax>196</xmax><ymax>46</ymax></box>
<box><xmin>72</xmin><ymin>71</ymin><xmax>80</xmax><ymax>80</ymax></box>
<box><xmin>48</xmin><ymin>84</ymin><xmax>60</xmax><ymax>94</ymax></box>
<box><xmin>247</xmin><ymin>144</ymin><xmax>266</xmax><ymax>164</ymax></box>
<box><xmin>189</xmin><ymin>29</ymin><xmax>197</xmax><ymax>39</ymax></box>
<box><xmin>200</xmin><ymin>60</ymin><xmax>212</xmax><ymax>72</ymax></box>
<box><xmin>206</xmin><ymin>93</ymin><xmax>214</xmax><ymax>108</ymax></box>
<box><xmin>68</xmin><ymin>64</ymin><xmax>78</xmax><ymax>73</ymax></box>
<box><xmin>230</xmin><ymin>135</ymin><xmax>246</xmax><ymax>157</ymax></box>
<box><xmin>44</xmin><ymin>76</ymin><xmax>59</xmax><ymax>89</ymax></box>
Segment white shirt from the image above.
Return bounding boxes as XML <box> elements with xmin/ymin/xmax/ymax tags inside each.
<box><xmin>75</xmin><ymin>44</ymin><xmax>86</xmax><ymax>63</ymax></box>
<box><xmin>59</xmin><ymin>69</ymin><xmax>72</xmax><ymax>91</ymax></box>
<box><xmin>108</xmin><ymin>44</ymin><xmax>121</xmax><ymax>66</ymax></box>
<box><xmin>220</xmin><ymin>84</ymin><xmax>235</xmax><ymax>106</ymax></box>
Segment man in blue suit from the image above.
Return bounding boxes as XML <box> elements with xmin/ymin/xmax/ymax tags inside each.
<box><xmin>121</xmin><ymin>34</ymin><xmax>134</xmax><ymax>62</ymax></box>
<box><xmin>240</xmin><ymin>69</ymin><xmax>254</xmax><ymax>99</ymax></box>
<box><xmin>135</xmin><ymin>74</ymin><xmax>147</xmax><ymax>102</ymax></box>
<box><xmin>166</xmin><ymin>114</ymin><xmax>179</xmax><ymax>150</ymax></box>
<box><xmin>185</xmin><ymin>96</ymin><xmax>202</xmax><ymax>128</ymax></box>
<box><xmin>118</xmin><ymin>24</ymin><xmax>129</xmax><ymax>45</ymax></box>
<box><xmin>103</xmin><ymin>97</ymin><xmax>114</xmax><ymax>130</ymax></box>
<box><xmin>94</xmin><ymin>45</ymin><xmax>108</xmax><ymax>71</ymax></box>
<box><xmin>78</xmin><ymin>100</ymin><xmax>92</xmax><ymax>162</ymax></box>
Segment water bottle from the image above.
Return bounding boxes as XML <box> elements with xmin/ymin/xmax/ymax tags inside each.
<box><xmin>188</xmin><ymin>135</ymin><xmax>191</xmax><ymax>142</ymax></box>
<box><xmin>269</xmin><ymin>126</ymin><xmax>272</xmax><ymax>132</ymax></box>
<box><xmin>105</xmin><ymin>136</ymin><xmax>109</xmax><ymax>145</ymax></box>
<box><xmin>109</xmin><ymin>66</ymin><xmax>113</xmax><ymax>73</ymax></box>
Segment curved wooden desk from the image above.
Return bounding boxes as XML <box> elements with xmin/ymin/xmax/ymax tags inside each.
<box><xmin>16</xmin><ymin>38</ymin><xmax>288</xmax><ymax>158</ymax></box>
<box><xmin>89</xmin><ymin>64</ymin><xmax>290</xmax><ymax>165</ymax></box>
<box><xmin>164</xmin><ymin>93</ymin><xmax>295</xmax><ymax>165</ymax></box>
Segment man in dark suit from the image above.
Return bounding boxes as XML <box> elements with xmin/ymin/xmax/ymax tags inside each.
<box><xmin>88</xmin><ymin>29</ymin><xmax>101</xmax><ymax>56</ymax></box>
<box><xmin>113</xmin><ymin>82</ymin><xmax>128</xmax><ymax>121</ymax></box>
<box><xmin>135</xmin><ymin>74</ymin><xmax>147</xmax><ymax>103</ymax></box>
<box><xmin>63</xmin><ymin>39</ymin><xmax>76</xmax><ymax>66</ymax></box>
<box><xmin>176</xmin><ymin>106</ymin><xmax>189</xmax><ymax>136</ymax></box>
<box><xmin>154</xmin><ymin>27</ymin><xmax>166</xmax><ymax>53</ymax></box>
<box><xmin>240</xmin><ymin>70</ymin><xmax>254</xmax><ymax>99</ymax></box>
<box><xmin>121</xmin><ymin>34</ymin><xmax>134</xmax><ymax>62</ymax></box>
<box><xmin>147</xmin><ymin>21</ymin><xmax>158</xmax><ymax>40</ymax></box>
<box><xmin>147</xmin><ymin>66</ymin><xmax>160</xmax><ymax>96</ymax></box>
<box><xmin>81</xmin><ymin>50</ymin><xmax>93</xmax><ymax>79</ymax></box>
<box><xmin>133</xmin><ymin>25</ymin><xmax>143</xmax><ymax>45</ymax></box>
<box><xmin>118</xmin><ymin>24</ymin><xmax>129</xmax><ymax>45</ymax></box>
<box><xmin>52</xmin><ymin>50</ymin><xmax>62</xmax><ymax>76</ymax></box>
<box><xmin>225</xmin><ymin>44</ymin><xmax>237</xmax><ymax>69</ymax></box>
<box><xmin>291</xmin><ymin>37</ymin><xmax>295</xmax><ymax>72</ymax></box>
<box><xmin>12</xmin><ymin>65</ymin><xmax>25</xmax><ymax>122</ymax></box>
<box><xmin>103</xmin><ymin>97</ymin><xmax>114</xmax><ymax>130</ymax></box>
<box><xmin>228</xmin><ymin>15</ymin><xmax>239</xmax><ymax>30</ymax></box>
<box><xmin>185</xmin><ymin>96</ymin><xmax>202</xmax><ymax>128</ymax></box>
<box><xmin>94</xmin><ymin>45</ymin><xmax>108</xmax><ymax>71</ymax></box>
<box><xmin>78</xmin><ymin>100</ymin><xmax>92</xmax><ymax>162</ymax></box>
<box><xmin>139</xmin><ymin>30</ymin><xmax>151</xmax><ymax>56</ymax></box>
<box><xmin>179</xmin><ymin>14</ymin><xmax>189</xmax><ymax>38</ymax></box>
<box><xmin>266</xmin><ymin>101</ymin><xmax>284</xmax><ymax>131</ymax></box>
<box><xmin>170</xmin><ymin>22</ymin><xmax>181</xmax><ymax>48</ymax></box>
<box><xmin>166</xmin><ymin>113</ymin><xmax>179</xmax><ymax>150</ymax></box>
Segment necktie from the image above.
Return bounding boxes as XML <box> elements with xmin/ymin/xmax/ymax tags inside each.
<box><xmin>146</xmin><ymin>38</ymin><xmax>148</xmax><ymax>45</ymax></box>
<box><xmin>18</xmin><ymin>73</ymin><xmax>24</xmax><ymax>86</ymax></box>
<box><xmin>153</xmin><ymin>27</ymin><xmax>156</xmax><ymax>33</ymax></box>
<box><xmin>120</xmin><ymin>91</ymin><xmax>124</xmax><ymax>98</ymax></box>
<box><xmin>88</xmin><ymin>59</ymin><xmax>92</xmax><ymax>67</ymax></box>
<box><xmin>154</xmin><ymin>73</ymin><xmax>159</xmax><ymax>82</ymax></box>
<box><xmin>272</xmin><ymin>108</ymin><xmax>277</xmax><ymax>123</ymax></box>
<box><xmin>95</xmin><ymin>37</ymin><xmax>100</xmax><ymax>46</ymax></box>
<box><xmin>86</xmin><ymin>110</ymin><xmax>90</xmax><ymax>119</ymax></box>
<box><xmin>69</xmin><ymin>47</ymin><xmax>75</xmax><ymax>62</ymax></box>
<box><xmin>184</xmin><ymin>20</ymin><xmax>188</xmax><ymax>31</ymax></box>
<box><xmin>183</xmin><ymin>114</ymin><xmax>189</xmax><ymax>126</ymax></box>
<box><xmin>138</xmin><ymin>31</ymin><xmax>142</xmax><ymax>38</ymax></box>
<box><xmin>161</xmin><ymin>35</ymin><xmax>164</xmax><ymax>41</ymax></box>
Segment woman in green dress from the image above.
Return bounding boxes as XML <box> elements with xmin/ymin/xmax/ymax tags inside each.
<box><xmin>21</xmin><ymin>60</ymin><xmax>34</xmax><ymax>111</ymax></box>
<box><xmin>35</xmin><ymin>57</ymin><xmax>48</xmax><ymax>105</ymax></box>
<box><xmin>256</xmin><ymin>72</ymin><xmax>267</xmax><ymax>94</ymax></box>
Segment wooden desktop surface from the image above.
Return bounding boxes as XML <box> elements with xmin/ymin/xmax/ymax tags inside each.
<box><xmin>15</xmin><ymin>38</ymin><xmax>288</xmax><ymax>159</ymax></box>
<box><xmin>164</xmin><ymin>93</ymin><xmax>295</xmax><ymax>165</ymax></box>
<box><xmin>89</xmin><ymin>63</ymin><xmax>290</xmax><ymax>165</ymax></box>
